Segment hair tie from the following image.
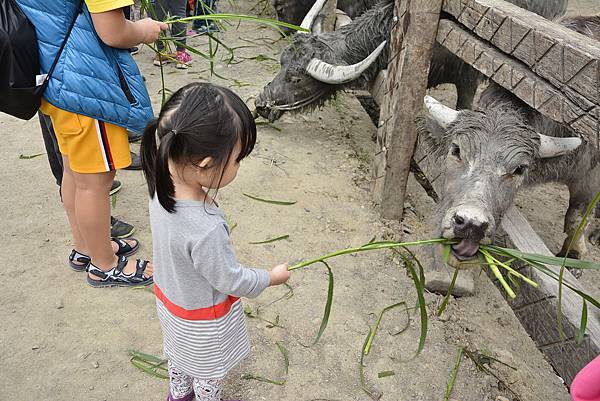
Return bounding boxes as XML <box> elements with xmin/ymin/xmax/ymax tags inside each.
<box><xmin>170</xmin><ymin>129</ymin><xmax>178</xmax><ymax>136</ymax></box>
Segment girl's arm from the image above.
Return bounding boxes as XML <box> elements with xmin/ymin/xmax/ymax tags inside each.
<box><xmin>90</xmin><ymin>9</ymin><xmax>167</xmax><ymax>48</ymax></box>
<box><xmin>192</xmin><ymin>225</ymin><xmax>273</xmax><ymax>298</ymax></box>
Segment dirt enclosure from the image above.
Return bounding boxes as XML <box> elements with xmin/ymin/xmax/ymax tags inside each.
<box><xmin>2</xmin><ymin>1</ymin><xmax>600</xmax><ymax>400</ymax></box>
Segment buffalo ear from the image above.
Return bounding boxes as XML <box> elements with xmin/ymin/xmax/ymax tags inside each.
<box><xmin>416</xmin><ymin>114</ymin><xmax>452</xmax><ymax>160</ymax></box>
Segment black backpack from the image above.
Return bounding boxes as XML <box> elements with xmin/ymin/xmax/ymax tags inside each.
<box><xmin>0</xmin><ymin>0</ymin><xmax>82</xmax><ymax>120</ymax></box>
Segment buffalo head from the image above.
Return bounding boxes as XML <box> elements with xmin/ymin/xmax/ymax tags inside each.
<box><xmin>255</xmin><ymin>0</ymin><xmax>387</xmax><ymax>121</ymax></box>
<box><xmin>421</xmin><ymin>96</ymin><xmax>582</xmax><ymax>263</ymax></box>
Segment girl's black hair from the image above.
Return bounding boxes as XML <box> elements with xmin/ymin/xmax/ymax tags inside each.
<box><xmin>140</xmin><ymin>82</ymin><xmax>256</xmax><ymax>213</ymax></box>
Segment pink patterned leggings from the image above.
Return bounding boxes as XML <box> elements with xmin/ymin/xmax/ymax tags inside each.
<box><xmin>168</xmin><ymin>361</ymin><xmax>224</xmax><ymax>401</ymax></box>
<box><xmin>571</xmin><ymin>355</ymin><xmax>600</xmax><ymax>401</ymax></box>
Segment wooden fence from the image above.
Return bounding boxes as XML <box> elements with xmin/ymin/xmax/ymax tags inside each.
<box><xmin>370</xmin><ymin>0</ymin><xmax>600</xmax><ymax>385</ymax></box>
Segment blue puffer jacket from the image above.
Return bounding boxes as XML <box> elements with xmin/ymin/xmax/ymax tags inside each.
<box><xmin>16</xmin><ymin>0</ymin><xmax>153</xmax><ymax>133</ymax></box>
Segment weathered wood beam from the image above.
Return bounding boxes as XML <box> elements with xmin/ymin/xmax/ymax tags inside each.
<box><xmin>499</xmin><ymin>206</ymin><xmax>600</xmax><ymax>385</ymax></box>
<box><xmin>441</xmin><ymin>0</ymin><xmax>600</xmax><ymax>147</ymax></box>
<box><xmin>437</xmin><ymin>19</ymin><xmax>600</xmax><ymax>149</ymax></box>
<box><xmin>372</xmin><ymin>0</ymin><xmax>444</xmax><ymax>220</ymax></box>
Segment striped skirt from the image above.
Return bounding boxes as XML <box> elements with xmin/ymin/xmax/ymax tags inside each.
<box><xmin>156</xmin><ymin>298</ymin><xmax>251</xmax><ymax>379</ymax></box>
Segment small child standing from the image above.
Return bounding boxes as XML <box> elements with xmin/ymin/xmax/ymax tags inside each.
<box><xmin>141</xmin><ymin>82</ymin><xmax>291</xmax><ymax>401</ymax></box>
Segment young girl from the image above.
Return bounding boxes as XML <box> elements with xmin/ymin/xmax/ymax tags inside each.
<box><xmin>571</xmin><ymin>355</ymin><xmax>600</xmax><ymax>401</ymax></box>
<box><xmin>141</xmin><ymin>82</ymin><xmax>291</xmax><ymax>401</ymax></box>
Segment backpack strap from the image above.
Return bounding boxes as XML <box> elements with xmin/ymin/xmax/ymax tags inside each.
<box><xmin>42</xmin><ymin>0</ymin><xmax>85</xmax><ymax>86</ymax></box>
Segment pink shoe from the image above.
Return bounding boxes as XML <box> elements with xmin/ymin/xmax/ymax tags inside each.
<box><xmin>175</xmin><ymin>50</ymin><xmax>193</xmax><ymax>69</ymax></box>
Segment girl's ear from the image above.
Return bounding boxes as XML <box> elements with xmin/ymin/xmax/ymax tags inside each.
<box><xmin>197</xmin><ymin>156</ymin><xmax>213</xmax><ymax>169</ymax></box>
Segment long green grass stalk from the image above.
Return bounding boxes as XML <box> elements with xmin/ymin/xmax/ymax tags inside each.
<box><xmin>289</xmin><ymin>239</ymin><xmax>448</xmax><ymax>271</ymax></box>
<box><xmin>243</xmin><ymin>305</ymin><xmax>284</xmax><ymax>328</ymax></box>
<box><xmin>165</xmin><ymin>13</ymin><xmax>308</xmax><ymax>33</ymax></box>
<box><xmin>437</xmin><ymin>268</ymin><xmax>459</xmax><ymax>316</ymax></box>
<box><xmin>392</xmin><ymin>249</ymin><xmax>428</xmax><ymax>356</ymax></box>
<box><xmin>129</xmin><ymin>351</ymin><xmax>168</xmax><ymax>379</ymax></box>
<box><xmin>360</xmin><ymin>327</ymin><xmax>383</xmax><ymax>400</ymax></box>
<box><xmin>311</xmin><ymin>261</ymin><xmax>334</xmax><ymax>345</ymax></box>
<box><xmin>242</xmin><ymin>343</ymin><xmax>289</xmax><ymax>385</ymax></box>
<box><xmin>444</xmin><ymin>347</ymin><xmax>464</xmax><ymax>401</ymax></box>
<box><xmin>243</xmin><ymin>193</ymin><xmax>297</xmax><ymax>205</ymax></box>
<box><xmin>364</xmin><ymin>302</ymin><xmax>407</xmax><ymax>356</ymax></box>
<box><xmin>557</xmin><ymin>191</ymin><xmax>600</xmax><ymax>341</ymax></box>
<box><xmin>359</xmin><ymin>302</ymin><xmax>408</xmax><ymax>400</ymax></box>
<box><xmin>249</xmin><ymin>234</ymin><xmax>289</xmax><ymax>244</ymax></box>
<box><xmin>19</xmin><ymin>153</ymin><xmax>44</xmax><ymax>159</ymax></box>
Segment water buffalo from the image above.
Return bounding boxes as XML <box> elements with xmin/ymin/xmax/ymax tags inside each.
<box><xmin>256</xmin><ymin>0</ymin><xmax>568</xmax><ymax>122</ymax></box>
<box><xmin>420</xmin><ymin>16</ymin><xmax>600</xmax><ymax>293</ymax></box>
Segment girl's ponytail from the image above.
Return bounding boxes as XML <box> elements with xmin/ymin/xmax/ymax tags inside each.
<box><xmin>155</xmin><ymin>131</ymin><xmax>177</xmax><ymax>213</ymax></box>
<box><xmin>140</xmin><ymin>118</ymin><xmax>159</xmax><ymax>199</ymax></box>
<box><xmin>141</xmin><ymin>118</ymin><xmax>177</xmax><ymax>213</ymax></box>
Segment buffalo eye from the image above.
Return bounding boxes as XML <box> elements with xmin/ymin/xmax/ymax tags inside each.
<box><xmin>513</xmin><ymin>164</ymin><xmax>528</xmax><ymax>176</ymax></box>
<box><xmin>450</xmin><ymin>143</ymin><xmax>461</xmax><ymax>160</ymax></box>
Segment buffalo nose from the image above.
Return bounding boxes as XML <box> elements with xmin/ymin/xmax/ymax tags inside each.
<box><xmin>255</xmin><ymin>94</ymin><xmax>266</xmax><ymax>109</ymax></box>
<box><xmin>452</xmin><ymin>213</ymin><xmax>489</xmax><ymax>241</ymax></box>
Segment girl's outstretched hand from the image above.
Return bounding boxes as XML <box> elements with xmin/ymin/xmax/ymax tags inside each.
<box><xmin>269</xmin><ymin>264</ymin><xmax>291</xmax><ymax>286</ymax></box>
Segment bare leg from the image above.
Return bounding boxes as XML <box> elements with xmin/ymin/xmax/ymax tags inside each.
<box><xmin>68</xmin><ymin>163</ymin><xmax>153</xmax><ymax>278</ymax></box>
<box><xmin>62</xmin><ymin>156</ymin><xmax>87</xmax><ymax>254</ymax></box>
<box><xmin>71</xmin><ymin>166</ymin><xmax>117</xmax><ymax>270</ymax></box>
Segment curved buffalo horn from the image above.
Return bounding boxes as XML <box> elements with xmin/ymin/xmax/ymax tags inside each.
<box><xmin>300</xmin><ymin>0</ymin><xmax>328</xmax><ymax>30</ymax></box>
<box><xmin>424</xmin><ymin>95</ymin><xmax>459</xmax><ymax>129</ymax></box>
<box><xmin>305</xmin><ymin>41</ymin><xmax>387</xmax><ymax>84</ymax></box>
<box><xmin>537</xmin><ymin>134</ymin><xmax>582</xmax><ymax>158</ymax></box>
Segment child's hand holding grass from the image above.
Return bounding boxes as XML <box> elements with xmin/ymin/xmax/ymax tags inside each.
<box><xmin>269</xmin><ymin>264</ymin><xmax>291</xmax><ymax>286</ymax></box>
<box><xmin>136</xmin><ymin>18</ymin><xmax>168</xmax><ymax>44</ymax></box>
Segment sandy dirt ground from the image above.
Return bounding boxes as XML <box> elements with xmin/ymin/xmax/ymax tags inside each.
<box><xmin>2</xmin><ymin>1</ymin><xmax>599</xmax><ymax>401</ymax></box>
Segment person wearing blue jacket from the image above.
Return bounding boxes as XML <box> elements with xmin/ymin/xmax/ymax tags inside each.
<box><xmin>16</xmin><ymin>0</ymin><xmax>167</xmax><ymax>287</ymax></box>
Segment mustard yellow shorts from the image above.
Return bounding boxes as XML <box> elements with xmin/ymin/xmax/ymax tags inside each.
<box><xmin>40</xmin><ymin>100</ymin><xmax>132</xmax><ymax>173</ymax></box>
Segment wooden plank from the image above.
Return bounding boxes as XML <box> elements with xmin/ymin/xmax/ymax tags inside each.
<box><xmin>372</xmin><ymin>0</ymin><xmax>444</xmax><ymax>219</ymax></box>
<box><xmin>499</xmin><ymin>206</ymin><xmax>600</xmax><ymax>385</ymax></box>
<box><xmin>437</xmin><ymin>19</ymin><xmax>600</xmax><ymax>149</ymax></box>
<box><xmin>443</xmin><ymin>0</ymin><xmax>600</xmax><ymax>109</ymax></box>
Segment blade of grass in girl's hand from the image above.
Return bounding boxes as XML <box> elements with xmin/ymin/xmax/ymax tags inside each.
<box><xmin>364</xmin><ymin>302</ymin><xmax>406</xmax><ymax>356</ymax></box>
<box><xmin>249</xmin><ymin>234</ymin><xmax>289</xmax><ymax>244</ymax></box>
<box><xmin>393</xmin><ymin>249</ymin><xmax>428</xmax><ymax>356</ymax></box>
<box><xmin>437</xmin><ymin>268</ymin><xmax>459</xmax><ymax>316</ymax></box>
<box><xmin>484</xmin><ymin>253</ymin><xmax>516</xmax><ymax>299</ymax></box>
<box><xmin>310</xmin><ymin>261</ymin><xmax>334</xmax><ymax>345</ymax></box>
<box><xmin>243</xmin><ymin>193</ymin><xmax>297</xmax><ymax>205</ymax></box>
<box><xmin>482</xmin><ymin>245</ymin><xmax>600</xmax><ymax>270</ymax></box>
<box><xmin>165</xmin><ymin>13</ymin><xmax>310</xmax><ymax>33</ymax></box>
<box><xmin>289</xmin><ymin>238</ymin><xmax>448</xmax><ymax>271</ymax></box>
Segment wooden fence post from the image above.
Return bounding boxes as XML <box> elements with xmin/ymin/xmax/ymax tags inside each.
<box><xmin>372</xmin><ymin>0</ymin><xmax>443</xmax><ymax>220</ymax></box>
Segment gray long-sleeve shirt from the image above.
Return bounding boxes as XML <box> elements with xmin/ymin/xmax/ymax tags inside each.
<box><xmin>149</xmin><ymin>196</ymin><xmax>271</xmax><ymax>378</ymax></box>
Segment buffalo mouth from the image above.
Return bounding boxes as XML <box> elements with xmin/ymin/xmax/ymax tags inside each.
<box><xmin>255</xmin><ymin>89</ymin><xmax>331</xmax><ymax>122</ymax></box>
<box><xmin>450</xmin><ymin>238</ymin><xmax>480</xmax><ymax>261</ymax></box>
